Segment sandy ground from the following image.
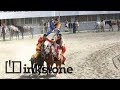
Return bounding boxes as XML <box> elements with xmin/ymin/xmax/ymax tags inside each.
<box><xmin>1</xmin><ymin>31</ymin><xmax>120</xmax><ymax>79</ymax></box>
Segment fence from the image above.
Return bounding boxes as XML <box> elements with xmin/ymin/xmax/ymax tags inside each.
<box><xmin>61</xmin><ymin>21</ymin><xmax>118</xmax><ymax>32</ymax></box>
<box><xmin>23</xmin><ymin>21</ymin><xmax>119</xmax><ymax>35</ymax></box>
<box><xmin>0</xmin><ymin>21</ymin><xmax>119</xmax><ymax>37</ymax></box>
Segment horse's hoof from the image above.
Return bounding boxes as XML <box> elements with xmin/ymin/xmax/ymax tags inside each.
<box><xmin>29</xmin><ymin>74</ymin><xmax>33</xmax><ymax>77</ymax></box>
<box><xmin>55</xmin><ymin>73</ymin><xmax>58</xmax><ymax>77</ymax></box>
<box><xmin>38</xmin><ymin>73</ymin><xmax>41</xmax><ymax>76</ymax></box>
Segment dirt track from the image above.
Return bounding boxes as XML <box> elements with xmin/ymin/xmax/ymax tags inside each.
<box><xmin>1</xmin><ymin>31</ymin><xmax>120</xmax><ymax>79</ymax></box>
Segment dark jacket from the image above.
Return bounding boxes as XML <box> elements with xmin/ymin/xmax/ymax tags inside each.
<box><xmin>2</xmin><ymin>27</ymin><xmax>5</xmax><ymax>33</ymax></box>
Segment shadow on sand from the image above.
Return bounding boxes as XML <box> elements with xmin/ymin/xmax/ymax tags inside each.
<box><xmin>18</xmin><ymin>73</ymin><xmax>56</xmax><ymax>79</ymax></box>
<box><xmin>0</xmin><ymin>39</ymin><xmax>11</xmax><ymax>42</ymax></box>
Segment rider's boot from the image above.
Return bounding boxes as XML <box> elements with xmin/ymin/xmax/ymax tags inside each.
<box><xmin>62</xmin><ymin>56</ymin><xmax>66</xmax><ymax>65</ymax></box>
<box><xmin>62</xmin><ymin>61</ymin><xmax>65</xmax><ymax>65</ymax></box>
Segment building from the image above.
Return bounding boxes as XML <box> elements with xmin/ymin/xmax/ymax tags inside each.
<box><xmin>0</xmin><ymin>11</ymin><xmax>120</xmax><ymax>25</ymax></box>
<box><xmin>0</xmin><ymin>11</ymin><xmax>120</xmax><ymax>32</ymax></box>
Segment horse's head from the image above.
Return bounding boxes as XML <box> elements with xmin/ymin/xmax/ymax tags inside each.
<box><xmin>57</xmin><ymin>48</ymin><xmax>63</xmax><ymax>60</ymax></box>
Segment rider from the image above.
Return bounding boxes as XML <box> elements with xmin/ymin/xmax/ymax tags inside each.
<box><xmin>31</xmin><ymin>34</ymin><xmax>47</xmax><ymax>63</ymax></box>
<box><xmin>55</xmin><ymin>34</ymin><xmax>66</xmax><ymax>65</ymax></box>
<box><xmin>54</xmin><ymin>17</ymin><xmax>61</xmax><ymax>35</ymax></box>
<box><xmin>45</xmin><ymin>38</ymin><xmax>56</xmax><ymax>59</ymax></box>
<box><xmin>1</xmin><ymin>22</ymin><xmax>6</xmax><ymax>41</ymax></box>
<box><xmin>46</xmin><ymin>17</ymin><xmax>61</xmax><ymax>36</ymax></box>
<box><xmin>46</xmin><ymin>33</ymin><xmax>66</xmax><ymax>65</ymax></box>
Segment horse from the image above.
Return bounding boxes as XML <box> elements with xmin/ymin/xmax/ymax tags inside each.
<box><xmin>105</xmin><ymin>19</ymin><xmax>120</xmax><ymax>31</ymax></box>
<box><xmin>9</xmin><ymin>25</ymin><xmax>20</xmax><ymax>40</ymax></box>
<box><xmin>0</xmin><ymin>26</ymin><xmax>10</xmax><ymax>41</ymax></box>
<box><xmin>15</xmin><ymin>25</ymin><xmax>24</xmax><ymax>39</ymax></box>
<box><xmin>54</xmin><ymin>46</ymin><xmax>65</xmax><ymax>74</ymax></box>
<box><xmin>94</xmin><ymin>21</ymin><xmax>101</xmax><ymax>32</ymax></box>
<box><xmin>44</xmin><ymin>45</ymin><xmax>55</xmax><ymax>75</ymax></box>
<box><xmin>30</xmin><ymin>52</ymin><xmax>45</xmax><ymax>75</ymax></box>
<box><xmin>23</xmin><ymin>25</ymin><xmax>34</xmax><ymax>39</ymax></box>
<box><xmin>15</xmin><ymin>25</ymin><xmax>34</xmax><ymax>39</ymax></box>
<box><xmin>95</xmin><ymin>21</ymin><xmax>105</xmax><ymax>32</ymax></box>
<box><xmin>30</xmin><ymin>42</ymin><xmax>45</xmax><ymax>75</ymax></box>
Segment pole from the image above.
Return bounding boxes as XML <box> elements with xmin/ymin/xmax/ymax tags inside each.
<box><xmin>59</xmin><ymin>12</ymin><xmax>60</xmax><ymax>22</ymax></box>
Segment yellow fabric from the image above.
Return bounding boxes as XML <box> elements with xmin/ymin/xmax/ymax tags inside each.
<box><xmin>33</xmin><ymin>52</ymin><xmax>40</xmax><ymax>59</ymax></box>
<box><xmin>56</xmin><ymin>23</ymin><xmax>61</xmax><ymax>29</ymax></box>
<box><xmin>54</xmin><ymin>20</ymin><xmax>61</xmax><ymax>29</ymax></box>
<box><xmin>36</xmin><ymin>43</ymin><xmax>41</xmax><ymax>51</ymax></box>
<box><xmin>33</xmin><ymin>43</ymin><xmax>41</xmax><ymax>59</ymax></box>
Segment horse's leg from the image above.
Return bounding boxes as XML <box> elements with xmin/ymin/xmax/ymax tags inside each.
<box><xmin>12</xmin><ymin>33</ymin><xmax>14</xmax><ymax>40</ymax></box>
<box><xmin>37</xmin><ymin>65</ymin><xmax>40</xmax><ymax>75</ymax></box>
<box><xmin>16</xmin><ymin>32</ymin><xmax>19</xmax><ymax>40</ymax></box>
<box><xmin>58</xmin><ymin>60</ymin><xmax>62</xmax><ymax>74</ymax></box>
<box><xmin>38</xmin><ymin>64</ymin><xmax>43</xmax><ymax>75</ymax></box>
<box><xmin>34</xmin><ymin>64</ymin><xmax>37</xmax><ymax>74</ymax></box>
<box><xmin>37</xmin><ymin>61</ymin><xmax>43</xmax><ymax>75</ymax></box>
<box><xmin>118</xmin><ymin>25</ymin><xmax>119</xmax><ymax>31</ymax></box>
<box><xmin>49</xmin><ymin>62</ymin><xmax>53</xmax><ymax>75</ymax></box>
<box><xmin>95</xmin><ymin>25</ymin><xmax>97</xmax><ymax>32</ymax></box>
<box><xmin>12</xmin><ymin>32</ymin><xmax>13</xmax><ymax>40</ymax></box>
<box><xmin>54</xmin><ymin>61</ymin><xmax>59</xmax><ymax>76</ymax></box>
<box><xmin>101</xmin><ymin>26</ymin><xmax>103</xmax><ymax>32</ymax></box>
<box><xmin>100</xmin><ymin>26</ymin><xmax>102</xmax><ymax>32</ymax></box>
<box><xmin>21</xmin><ymin>32</ymin><xmax>24</xmax><ymax>39</ymax></box>
<box><xmin>18</xmin><ymin>32</ymin><xmax>19</xmax><ymax>40</ymax></box>
<box><xmin>30</xmin><ymin>29</ymin><xmax>33</xmax><ymax>39</ymax></box>
<box><xmin>31</xmin><ymin>61</ymin><xmax>34</xmax><ymax>74</ymax></box>
<box><xmin>3</xmin><ymin>33</ymin><xmax>5</xmax><ymax>41</ymax></box>
<box><xmin>109</xmin><ymin>26</ymin><xmax>111</xmax><ymax>31</ymax></box>
<box><xmin>118</xmin><ymin>26</ymin><xmax>120</xmax><ymax>31</ymax></box>
<box><xmin>47</xmin><ymin>63</ymin><xmax>50</xmax><ymax>75</ymax></box>
<box><xmin>111</xmin><ymin>25</ymin><xmax>113</xmax><ymax>31</ymax></box>
<box><xmin>9</xmin><ymin>32</ymin><xmax>11</xmax><ymax>40</ymax></box>
<box><xmin>15</xmin><ymin>32</ymin><xmax>17</xmax><ymax>40</ymax></box>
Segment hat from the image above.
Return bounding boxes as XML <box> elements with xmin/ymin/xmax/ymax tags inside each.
<box><xmin>43</xmin><ymin>34</ymin><xmax>47</xmax><ymax>37</ymax></box>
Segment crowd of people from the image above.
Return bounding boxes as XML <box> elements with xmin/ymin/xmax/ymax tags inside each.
<box><xmin>64</xmin><ymin>20</ymin><xmax>79</xmax><ymax>33</ymax></box>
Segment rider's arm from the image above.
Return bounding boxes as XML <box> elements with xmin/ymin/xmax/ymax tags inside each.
<box><xmin>46</xmin><ymin>38</ymin><xmax>55</xmax><ymax>43</ymax></box>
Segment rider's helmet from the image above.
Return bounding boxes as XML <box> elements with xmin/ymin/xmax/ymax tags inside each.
<box><xmin>43</xmin><ymin>34</ymin><xmax>47</xmax><ymax>37</ymax></box>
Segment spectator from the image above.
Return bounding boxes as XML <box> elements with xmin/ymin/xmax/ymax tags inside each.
<box><xmin>68</xmin><ymin>21</ymin><xmax>73</xmax><ymax>33</ymax></box>
<box><xmin>73</xmin><ymin>20</ymin><xmax>79</xmax><ymax>33</ymax></box>
<box><xmin>75</xmin><ymin>20</ymin><xmax>79</xmax><ymax>31</ymax></box>
<box><xmin>65</xmin><ymin>20</ymin><xmax>69</xmax><ymax>32</ymax></box>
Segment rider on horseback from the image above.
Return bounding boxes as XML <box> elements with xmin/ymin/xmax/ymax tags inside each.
<box><xmin>45</xmin><ymin>38</ymin><xmax>56</xmax><ymax>59</ymax></box>
<box><xmin>46</xmin><ymin>34</ymin><xmax>66</xmax><ymax>65</ymax></box>
<box><xmin>46</xmin><ymin>17</ymin><xmax>61</xmax><ymax>36</ymax></box>
<box><xmin>55</xmin><ymin>34</ymin><xmax>66</xmax><ymax>65</ymax></box>
<box><xmin>30</xmin><ymin>34</ymin><xmax>47</xmax><ymax>63</ymax></box>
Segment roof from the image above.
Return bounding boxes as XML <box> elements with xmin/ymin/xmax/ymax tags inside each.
<box><xmin>0</xmin><ymin>11</ymin><xmax>120</xmax><ymax>19</ymax></box>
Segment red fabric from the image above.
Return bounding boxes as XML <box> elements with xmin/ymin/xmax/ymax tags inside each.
<box><xmin>38</xmin><ymin>37</ymin><xmax>43</xmax><ymax>43</ymax></box>
<box><xmin>46</xmin><ymin>38</ymin><xmax>53</xmax><ymax>43</ymax></box>
<box><xmin>57</xmin><ymin>45</ymin><xmax>66</xmax><ymax>61</ymax></box>
<box><xmin>1</xmin><ymin>23</ymin><xmax>5</xmax><ymax>27</ymax></box>
<box><xmin>62</xmin><ymin>46</ymin><xmax>66</xmax><ymax>54</ymax></box>
<box><xmin>57</xmin><ymin>46</ymin><xmax>66</xmax><ymax>54</ymax></box>
<box><xmin>62</xmin><ymin>55</ymin><xmax>66</xmax><ymax>61</ymax></box>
